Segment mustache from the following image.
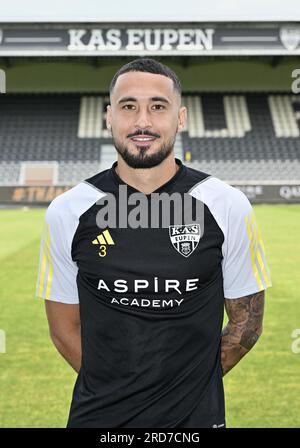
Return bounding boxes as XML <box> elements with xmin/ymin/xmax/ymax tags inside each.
<box><xmin>127</xmin><ymin>130</ymin><xmax>160</xmax><ymax>138</ymax></box>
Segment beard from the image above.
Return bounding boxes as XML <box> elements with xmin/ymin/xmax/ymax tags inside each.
<box><xmin>111</xmin><ymin>130</ymin><xmax>176</xmax><ymax>169</ymax></box>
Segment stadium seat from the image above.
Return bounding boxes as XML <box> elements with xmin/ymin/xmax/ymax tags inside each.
<box><xmin>0</xmin><ymin>92</ymin><xmax>299</xmax><ymax>184</ymax></box>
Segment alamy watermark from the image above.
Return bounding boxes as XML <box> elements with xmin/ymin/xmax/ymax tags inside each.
<box><xmin>95</xmin><ymin>185</ymin><xmax>204</xmax><ymax>230</ymax></box>
<box><xmin>0</xmin><ymin>329</ymin><xmax>6</xmax><ymax>353</ymax></box>
<box><xmin>0</xmin><ymin>69</ymin><xmax>6</xmax><ymax>93</ymax></box>
<box><xmin>291</xmin><ymin>329</ymin><xmax>300</xmax><ymax>354</ymax></box>
<box><xmin>291</xmin><ymin>69</ymin><xmax>300</xmax><ymax>94</ymax></box>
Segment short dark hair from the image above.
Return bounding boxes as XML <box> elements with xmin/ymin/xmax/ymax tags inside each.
<box><xmin>109</xmin><ymin>58</ymin><xmax>182</xmax><ymax>96</ymax></box>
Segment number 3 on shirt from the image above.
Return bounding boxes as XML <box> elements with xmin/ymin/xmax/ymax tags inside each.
<box><xmin>99</xmin><ymin>245</ymin><xmax>107</xmax><ymax>257</ymax></box>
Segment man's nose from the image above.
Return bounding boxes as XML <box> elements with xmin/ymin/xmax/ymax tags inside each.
<box><xmin>134</xmin><ymin>108</ymin><xmax>152</xmax><ymax>129</ymax></box>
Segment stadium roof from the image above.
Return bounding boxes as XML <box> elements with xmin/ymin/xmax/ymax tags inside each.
<box><xmin>0</xmin><ymin>0</ymin><xmax>300</xmax><ymax>23</ymax></box>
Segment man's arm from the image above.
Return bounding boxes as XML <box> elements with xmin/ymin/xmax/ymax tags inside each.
<box><xmin>221</xmin><ymin>290</ymin><xmax>265</xmax><ymax>376</ymax></box>
<box><xmin>45</xmin><ymin>301</ymin><xmax>81</xmax><ymax>373</ymax></box>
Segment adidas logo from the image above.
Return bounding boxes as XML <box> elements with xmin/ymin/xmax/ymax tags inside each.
<box><xmin>92</xmin><ymin>229</ymin><xmax>115</xmax><ymax>257</ymax></box>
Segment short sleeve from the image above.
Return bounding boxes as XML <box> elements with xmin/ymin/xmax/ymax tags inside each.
<box><xmin>36</xmin><ymin>200</ymin><xmax>79</xmax><ymax>304</ymax></box>
<box><xmin>222</xmin><ymin>191</ymin><xmax>272</xmax><ymax>299</ymax></box>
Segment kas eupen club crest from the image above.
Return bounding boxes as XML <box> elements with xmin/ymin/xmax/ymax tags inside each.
<box><xmin>169</xmin><ymin>224</ymin><xmax>201</xmax><ymax>258</ymax></box>
<box><xmin>279</xmin><ymin>26</ymin><xmax>300</xmax><ymax>51</ymax></box>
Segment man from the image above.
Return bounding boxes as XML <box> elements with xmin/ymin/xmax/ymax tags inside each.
<box><xmin>36</xmin><ymin>58</ymin><xmax>272</xmax><ymax>428</ymax></box>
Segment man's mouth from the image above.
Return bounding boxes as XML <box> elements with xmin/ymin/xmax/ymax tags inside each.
<box><xmin>130</xmin><ymin>135</ymin><xmax>158</xmax><ymax>146</ymax></box>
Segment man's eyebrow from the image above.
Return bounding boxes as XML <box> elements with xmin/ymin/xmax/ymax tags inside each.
<box><xmin>118</xmin><ymin>96</ymin><xmax>137</xmax><ymax>104</ymax></box>
<box><xmin>117</xmin><ymin>96</ymin><xmax>170</xmax><ymax>104</ymax></box>
<box><xmin>150</xmin><ymin>96</ymin><xmax>170</xmax><ymax>103</ymax></box>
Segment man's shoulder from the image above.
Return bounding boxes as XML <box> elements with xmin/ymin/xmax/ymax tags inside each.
<box><xmin>185</xmin><ymin>165</ymin><xmax>251</xmax><ymax>214</ymax></box>
<box><xmin>46</xmin><ymin>179</ymin><xmax>106</xmax><ymax>223</ymax></box>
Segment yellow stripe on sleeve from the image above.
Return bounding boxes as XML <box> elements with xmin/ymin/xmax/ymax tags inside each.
<box><xmin>45</xmin><ymin>223</ymin><xmax>53</xmax><ymax>299</ymax></box>
<box><xmin>245</xmin><ymin>215</ymin><xmax>264</xmax><ymax>290</ymax></box>
<box><xmin>38</xmin><ymin>222</ymin><xmax>47</xmax><ymax>298</ymax></box>
<box><xmin>250</xmin><ymin>213</ymin><xmax>271</xmax><ymax>288</ymax></box>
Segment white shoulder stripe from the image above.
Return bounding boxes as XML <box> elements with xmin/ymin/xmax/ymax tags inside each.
<box><xmin>36</xmin><ymin>181</ymin><xmax>107</xmax><ymax>303</ymax></box>
<box><xmin>187</xmin><ymin>175</ymin><xmax>271</xmax><ymax>298</ymax></box>
<box><xmin>188</xmin><ymin>175</ymin><xmax>213</xmax><ymax>194</ymax></box>
<box><xmin>82</xmin><ymin>179</ymin><xmax>107</xmax><ymax>195</ymax></box>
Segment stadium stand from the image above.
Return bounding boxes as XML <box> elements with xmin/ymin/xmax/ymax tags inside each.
<box><xmin>0</xmin><ymin>92</ymin><xmax>299</xmax><ymax>185</ymax></box>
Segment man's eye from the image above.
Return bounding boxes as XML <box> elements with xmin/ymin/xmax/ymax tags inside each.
<box><xmin>153</xmin><ymin>104</ymin><xmax>165</xmax><ymax>110</ymax></box>
<box><xmin>122</xmin><ymin>104</ymin><xmax>135</xmax><ymax>110</ymax></box>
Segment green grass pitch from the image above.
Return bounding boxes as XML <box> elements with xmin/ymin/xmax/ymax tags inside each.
<box><xmin>0</xmin><ymin>205</ymin><xmax>299</xmax><ymax>427</ymax></box>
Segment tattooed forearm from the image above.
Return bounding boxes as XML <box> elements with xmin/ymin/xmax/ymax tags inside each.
<box><xmin>221</xmin><ymin>290</ymin><xmax>265</xmax><ymax>376</ymax></box>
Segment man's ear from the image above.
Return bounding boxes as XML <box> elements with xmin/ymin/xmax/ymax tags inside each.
<box><xmin>177</xmin><ymin>106</ymin><xmax>187</xmax><ymax>132</ymax></box>
<box><xmin>106</xmin><ymin>104</ymin><xmax>112</xmax><ymax>130</ymax></box>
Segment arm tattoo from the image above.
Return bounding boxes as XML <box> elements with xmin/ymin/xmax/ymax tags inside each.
<box><xmin>221</xmin><ymin>291</ymin><xmax>265</xmax><ymax>376</ymax></box>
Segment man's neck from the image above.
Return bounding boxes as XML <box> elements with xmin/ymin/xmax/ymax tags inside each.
<box><xmin>115</xmin><ymin>155</ymin><xmax>179</xmax><ymax>194</ymax></box>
